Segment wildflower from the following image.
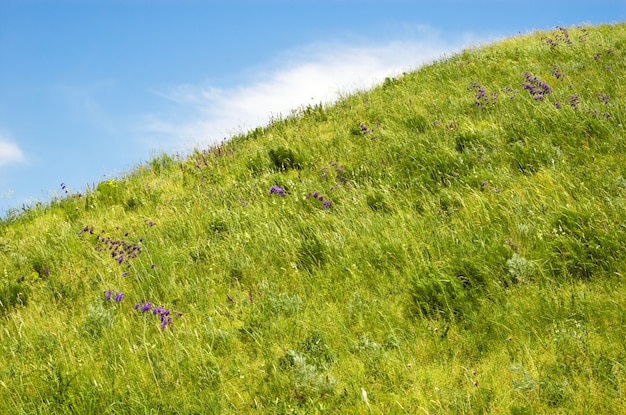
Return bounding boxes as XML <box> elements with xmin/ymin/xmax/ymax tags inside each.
<box><xmin>117</xmin><ymin>255</ymin><xmax>123</xmax><ymax>264</ymax></box>
<box><xmin>322</xmin><ymin>200</ymin><xmax>332</xmax><ymax>209</ymax></box>
<box><xmin>554</xmin><ymin>102</ymin><xmax>561</xmax><ymax>109</ymax></box>
<box><xmin>105</xmin><ymin>290</ymin><xmax>113</xmax><ymax>301</ymax></box>
<box><xmin>134</xmin><ymin>302</ymin><xmax>140</xmax><ymax>310</ymax></box>
<box><xmin>269</xmin><ymin>185</ymin><xmax>286</xmax><ymax>197</ymax></box>
<box><xmin>160</xmin><ymin>316</ymin><xmax>172</xmax><ymax>330</ymax></box>
<box><xmin>114</xmin><ymin>292</ymin><xmax>124</xmax><ymax>302</ymax></box>
<box><xmin>596</xmin><ymin>93</ymin><xmax>610</xmax><ymax>104</ymax></box>
<box><xmin>522</xmin><ymin>73</ymin><xmax>551</xmax><ymax>100</ymax></box>
<box><xmin>481</xmin><ymin>181</ymin><xmax>488</xmax><ymax>187</ymax></box>
<box><xmin>141</xmin><ymin>302</ymin><xmax>152</xmax><ymax>313</ymax></box>
<box><xmin>552</xmin><ymin>68</ymin><xmax>565</xmax><ymax>80</ymax></box>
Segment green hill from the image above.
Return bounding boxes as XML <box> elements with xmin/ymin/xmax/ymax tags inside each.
<box><xmin>1</xmin><ymin>23</ymin><xmax>625</xmax><ymax>414</ymax></box>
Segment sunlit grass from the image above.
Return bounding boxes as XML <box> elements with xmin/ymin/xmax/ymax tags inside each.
<box><xmin>1</xmin><ymin>23</ymin><xmax>625</xmax><ymax>413</ymax></box>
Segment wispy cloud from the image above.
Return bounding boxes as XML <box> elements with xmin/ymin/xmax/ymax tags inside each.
<box><xmin>140</xmin><ymin>30</ymin><xmax>484</xmax><ymax>152</ymax></box>
<box><xmin>0</xmin><ymin>131</ymin><xmax>25</xmax><ymax>166</ymax></box>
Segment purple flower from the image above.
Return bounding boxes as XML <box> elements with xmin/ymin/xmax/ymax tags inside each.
<box><xmin>160</xmin><ymin>316</ymin><xmax>172</xmax><ymax>330</ymax></box>
<box><xmin>117</xmin><ymin>255</ymin><xmax>123</xmax><ymax>264</ymax></box>
<box><xmin>269</xmin><ymin>185</ymin><xmax>286</xmax><ymax>197</ymax></box>
<box><xmin>322</xmin><ymin>200</ymin><xmax>332</xmax><ymax>209</ymax></box>
<box><xmin>596</xmin><ymin>93</ymin><xmax>610</xmax><ymax>104</ymax></box>
<box><xmin>105</xmin><ymin>290</ymin><xmax>113</xmax><ymax>301</ymax></box>
<box><xmin>523</xmin><ymin>73</ymin><xmax>551</xmax><ymax>100</ymax></box>
<box><xmin>481</xmin><ymin>181</ymin><xmax>488</xmax><ymax>187</ymax></box>
<box><xmin>141</xmin><ymin>302</ymin><xmax>152</xmax><ymax>313</ymax></box>
<box><xmin>554</xmin><ymin>102</ymin><xmax>561</xmax><ymax>109</ymax></box>
<box><xmin>114</xmin><ymin>292</ymin><xmax>124</xmax><ymax>302</ymax></box>
<box><xmin>134</xmin><ymin>302</ymin><xmax>140</xmax><ymax>310</ymax></box>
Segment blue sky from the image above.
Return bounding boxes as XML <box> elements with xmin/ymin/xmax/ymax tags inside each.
<box><xmin>0</xmin><ymin>0</ymin><xmax>624</xmax><ymax>216</ymax></box>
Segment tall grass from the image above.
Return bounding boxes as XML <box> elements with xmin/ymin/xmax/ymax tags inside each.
<box><xmin>1</xmin><ymin>23</ymin><xmax>625</xmax><ymax>414</ymax></box>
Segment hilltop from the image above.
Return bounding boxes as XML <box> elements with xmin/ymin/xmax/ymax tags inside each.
<box><xmin>0</xmin><ymin>24</ymin><xmax>625</xmax><ymax>414</ymax></box>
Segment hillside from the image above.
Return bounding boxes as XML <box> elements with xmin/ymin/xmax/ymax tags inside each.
<box><xmin>1</xmin><ymin>24</ymin><xmax>625</xmax><ymax>414</ymax></box>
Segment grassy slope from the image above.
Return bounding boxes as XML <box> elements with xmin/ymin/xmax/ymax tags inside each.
<box><xmin>1</xmin><ymin>24</ymin><xmax>625</xmax><ymax>414</ymax></box>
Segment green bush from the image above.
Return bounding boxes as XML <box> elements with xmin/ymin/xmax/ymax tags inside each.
<box><xmin>0</xmin><ymin>277</ymin><xmax>31</xmax><ymax>315</ymax></box>
<box><xmin>409</xmin><ymin>264</ymin><xmax>473</xmax><ymax>320</ymax></box>
<box><xmin>268</xmin><ymin>146</ymin><xmax>302</xmax><ymax>171</ymax></box>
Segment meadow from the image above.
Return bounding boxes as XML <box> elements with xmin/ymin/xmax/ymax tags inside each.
<box><xmin>0</xmin><ymin>23</ymin><xmax>625</xmax><ymax>414</ymax></box>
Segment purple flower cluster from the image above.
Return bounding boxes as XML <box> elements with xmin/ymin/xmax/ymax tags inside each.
<box><xmin>555</xmin><ymin>94</ymin><xmax>610</xmax><ymax>117</ymax></box>
<box><xmin>79</xmin><ymin>225</ymin><xmax>146</xmax><ymax>277</ymax></box>
<box><xmin>269</xmin><ymin>185</ymin><xmax>286</xmax><ymax>197</ymax></box>
<box><xmin>501</xmin><ymin>87</ymin><xmax>517</xmax><ymax>100</ymax></box>
<box><xmin>480</xmin><ymin>181</ymin><xmax>501</xmax><ymax>193</ymax></box>
<box><xmin>306</xmin><ymin>191</ymin><xmax>332</xmax><ymax>209</ymax></box>
<box><xmin>585</xmin><ymin>109</ymin><xmax>611</xmax><ymax>119</ymax></box>
<box><xmin>134</xmin><ymin>302</ymin><xmax>182</xmax><ymax>330</ymax></box>
<box><xmin>105</xmin><ymin>289</ymin><xmax>124</xmax><ymax>302</ymax></box>
<box><xmin>568</xmin><ymin>95</ymin><xmax>580</xmax><ymax>109</ymax></box>
<box><xmin>551</xmin><ymin>67</ymin><xmax>565</xmax><ymax>80</ymax></box>
<box><xmin>596</xmin><ymin>93</ymin><xmax>610</xmax><ymax>104</ymax></box>
<box><xmin>523</xmin><ymin>73</ymin><xmax>552</xmax><ymax>101</ymax></box>
<box><xmin>470</xmin><ymin>83</ymin><xmax>497</xmax><ymax>109</ymax></box>
<box><xmin>358</xmin><ymin>122</ymin><xmax>373</xmax><ymax>136</ymax></box>
<box><xmin>321</xmin><ymin>161</ymin><xmax>349</xmax><ymax>188</ymax></box>
<box><xmin>192</xmin><ymin>145</ymin><xmax>234</xmax><ymax>169</ymax></box>
<box><xmin>543</xmin><ymin>27</ymin><xmax>573</xmax><ymax>47</ymax></box>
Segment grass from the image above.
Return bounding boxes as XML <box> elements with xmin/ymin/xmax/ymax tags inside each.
<box><xmin>1</xmin><ymin>23</ymin><xmax>626</xmax><ymax>414</ymax></box>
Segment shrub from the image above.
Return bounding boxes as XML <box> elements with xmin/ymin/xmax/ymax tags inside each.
<box><xmin>268</xmin><ymin>146</ymin><xmax>302</xmax><ymax>171</ymax></box>
<box><xmin>365</xmin><ymin>191</ymin><xmax>392</xmax><ymax>213</ymax></box>
<box><xmin>297</xmin><ymin>234</ymin><xmax>326</xmax><ymax>272</ymax></box>
<box><xmin>0</xmin><ymin>277</ymin><xmax>31</xmax><ymax>315</ymax></box>
<box><xmin>408</xmin><ymin>264</ymin><xmax>473</xmax><ymax>321</ymax></box>
<box><xmin>549</xmin><ymin>208</ymin><xmax>624</xmax><ymax>279</ymax></box>
<box><xmin>278</xmin><ymin>350</ymin><xmax>336</xmax><ymax>402</ymax></box>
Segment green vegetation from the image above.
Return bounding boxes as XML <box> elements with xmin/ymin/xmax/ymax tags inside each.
<box><xmin>1</xmin><ymin>24</ymin><xmax>625</xmax><ymax>414</ymax></box>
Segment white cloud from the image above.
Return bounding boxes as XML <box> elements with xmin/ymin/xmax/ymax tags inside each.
<box><xmin>0</xmin><ymin>132</ymin><xmax>25</xmax><ymax>166</ymax></box>
<box><xmin>140</xmin><ymin>31</ymin><xmax>482</xmax><ymax>152</ymax></box>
